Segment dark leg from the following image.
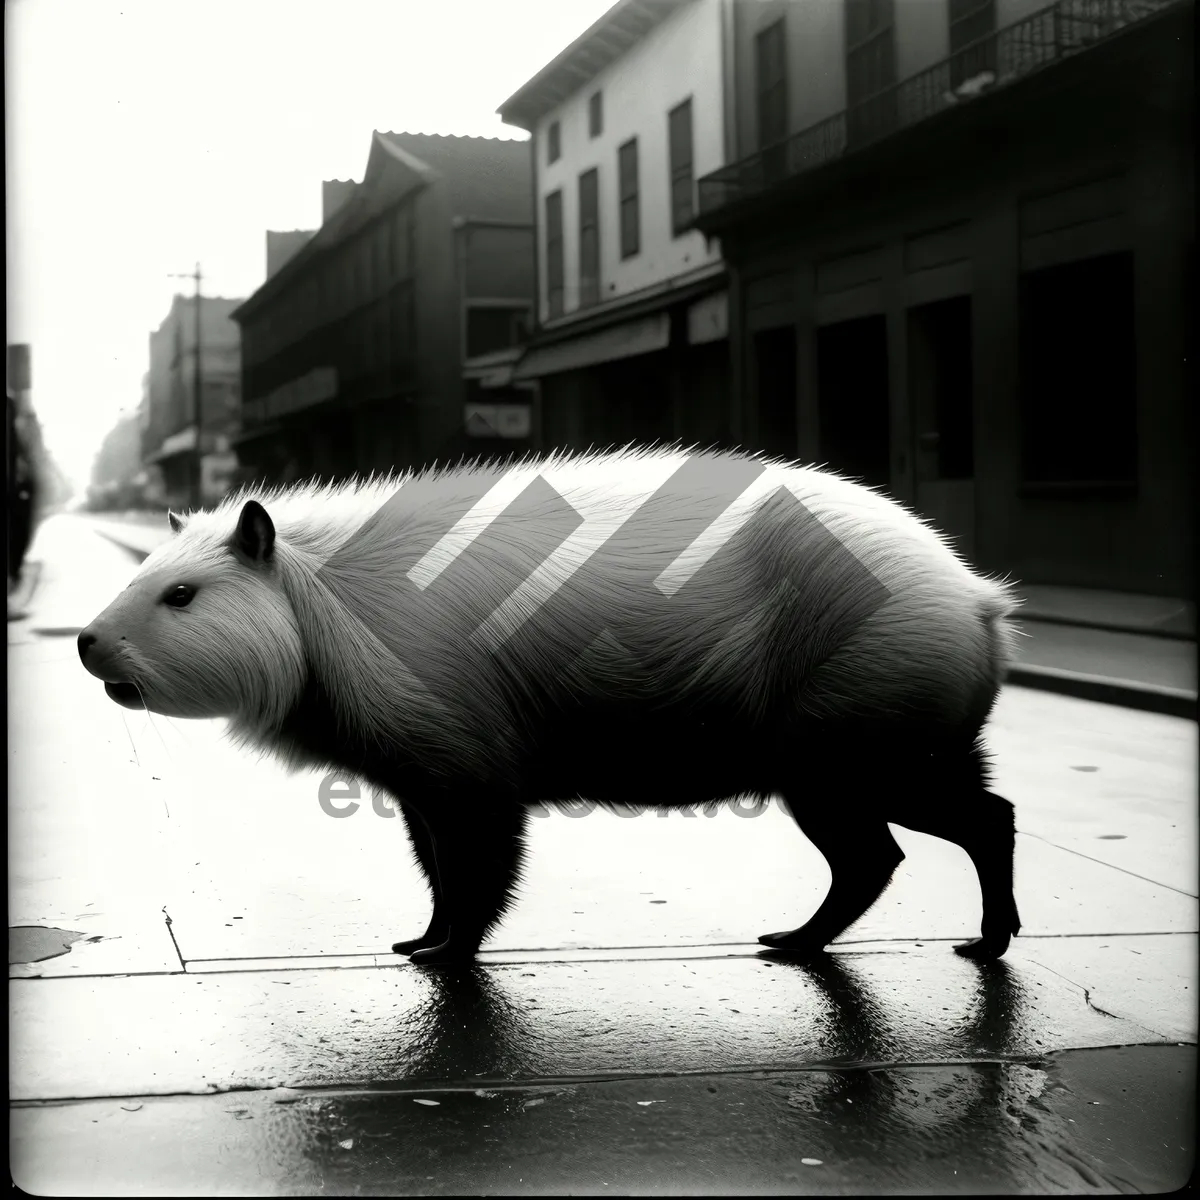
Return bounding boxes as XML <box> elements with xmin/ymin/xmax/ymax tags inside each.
<box><xmin>759</xmin><ymin>806</ymin><xmax>906</xmax><ymax>957</ymax></box>
<box><xmin>392</xmin><ymin>803</ymin><xmax>449</xmax><ymax>955</ymax></box>
<box><xmin>406</xmin><ymin>800</ymin><xmax>530</xmax><ymax>966</ymax></box>
<box><xmin>897</xmin><ymin>788</ymin><xmax>1021</xmax><ymax>961</ymax></box>
<box><xmin>8</xmin><ymin>496</ymin><xmax>32</xmax><ymax>585</ymax></box>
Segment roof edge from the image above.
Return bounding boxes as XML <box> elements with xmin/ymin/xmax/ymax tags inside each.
<box><xmin>496</xmin><ymin>0</ymin><xmax>690</xmax><ymax>130</ymax></box>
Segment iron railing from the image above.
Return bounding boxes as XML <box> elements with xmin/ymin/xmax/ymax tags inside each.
<box><xmin>697</xmin><ymin>0</ymin><xmax>1180</xmax><ymax>217</ymax></box>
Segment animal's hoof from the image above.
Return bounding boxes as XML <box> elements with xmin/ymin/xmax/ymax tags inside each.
<box><xmin>757</xmin><ymin>930</ymin><xmax>828</xmax><ymax>958</ymax></box>
<box><xmin>392</xmin><ymin>938</ymin><xmax>431</xmax><ymax>955</ymax></box>
<box><xmin>953</xmin><ymin>936</ymin><xmax>1010</xmax><ymax>961</ymax></box>
<box><xmin>392</xmin><ymin>927</ymin><xmax>451</xmax><ymax>955</ymax></box>
<box><xmin>408</xmin><ymin>942</ymin><xmax>478</xmax><ymax>966</ymax></box>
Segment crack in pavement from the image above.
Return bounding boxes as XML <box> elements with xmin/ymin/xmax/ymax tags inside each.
<box><xmin>1017</xmin><ymin>830</ymin><xmax>1200</xmax><ymax>899</ymax></box>
<box><xmin>162</xmin><ymin>906</ymin><xmax>186</xmax><ymax>971</ymax></box>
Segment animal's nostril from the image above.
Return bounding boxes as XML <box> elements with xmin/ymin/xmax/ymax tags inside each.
<box><xmin>77</xmin><ymin>631</ymin><xmax>97</xmax><ymax>660</ymax></box>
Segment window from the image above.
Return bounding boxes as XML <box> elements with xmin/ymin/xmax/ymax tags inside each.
<box><xmin>400</xmin><ymin>284</ymin><xmax>416</xmax><ymax>359</ymax></box>
<box><xmin>466</xmin><ymin>306</ymin><xmax>527</xmax><ymax>358</ymax></box>
<box><xmin>579</xmin><ymin>167</ymin><xmax>600</xmax><ymax>307</ymax></box>
<box><xmin>755</xmin><ymin>19</ymin><xmax>788</xmax><ymax>183</ymax></box>
<box><xmin>948</xmin><ymin>0</ymin><xmax>996</xmax><ymax>87</ymax></box>
<box><xmin>373</xmin><ymin>313</ymin><xmax>387</xmax><ymax>375</ymax></box>
<box><xmin>668</xmin><ymin>98</ymin><xmax>695</xmax><ymax>237</ymax></box>
<box><xmin>545</xmin><ymin>190</ymin><xmax>564</xmax><ymax>317</ymax></box>
<box><xmin>391</xmin><ymin>210</ymin><xmax>408</xmax><ymax>277</ymax></box>
<box><xmin>618</xmin><ymin>138</ymin><xmax>639</xmax><ymax>260</ymax></box>
<box><xmin>589</xmin><ymin>91</ymin><xmax>603</xmax><ymax>138</ymax></box>
<box><xmin>1019</xmin><ymin>252</ymin><xmax>1137</xmax><ymax>486</ymax></box>
<box><xmin>756</xmin><ymin>19</ymin><xmax>788</xmax><ymax>149</ymax></box>
<box><xmin>845</xmin><ymin>0</ymin><xmax>897</xmax><ymax>145</ymax></box>
<box><xmin>387</xmin><ymin>285</ymin><xmax>413</xmax><ymax>367</ymax></box>
<box><xmin>547</xmin><ymin>120</ymin><xmax>561</xmax><ymax>165</ymax></box>
<box><xmin>368</xmin><ymin>233</ymin><xmax>380</xmax><ymax>295</ymax></box>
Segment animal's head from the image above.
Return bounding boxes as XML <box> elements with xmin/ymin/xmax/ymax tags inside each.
<box><xmin>78</xmin><ymin>501</ymin><xmax>306</xmax><ymax>723</ymax></box>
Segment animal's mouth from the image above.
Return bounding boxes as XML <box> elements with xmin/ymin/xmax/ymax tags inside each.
<box><xmin>104</xmin><ymin>681</ymin><xmax>146</xmax><ymax>710</ymax></box>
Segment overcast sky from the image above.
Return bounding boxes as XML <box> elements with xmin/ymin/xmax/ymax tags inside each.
<box><xmin>5</xmin><ymin>0</ymin><xmax>614</xmax><ymax>491</ymax></box>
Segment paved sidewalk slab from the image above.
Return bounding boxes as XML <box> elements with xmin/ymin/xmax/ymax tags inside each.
<box><xmin>987</xmin><ymin>685</ymin><xmax>1198</xmax><ymax>895</ymax></box>
<box><xmin>9</xmin><ymin>518</ymin><xmax>190</xmax><ymax>977</ymax></box>
<box><xmin>11</xmin><ymin>936</ymin><xmax>1191</xmax><ymax>1102</ymax></box>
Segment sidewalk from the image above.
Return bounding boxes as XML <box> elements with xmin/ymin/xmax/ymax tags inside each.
<box><xmin>84</xmin><ymin>511</ymin><xmax>1198</xmax><ymax>721</ymax></box>
<box><xmin>8</xmin><ymin>514</ymin><xmax>1198</xmax><ymax>1194</ymax></box>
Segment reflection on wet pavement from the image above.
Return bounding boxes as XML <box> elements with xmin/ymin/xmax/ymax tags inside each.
<box><xmin>13</xmin><ymin>1042</ymin><xmax>1195</xmax><ymax>1196</ymax></box>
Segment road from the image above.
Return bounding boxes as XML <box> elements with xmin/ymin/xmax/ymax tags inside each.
<box><xmin>9</xmin><ymin>513</ymin><xmax>1198</xmax><ymax>1194</ymax></box>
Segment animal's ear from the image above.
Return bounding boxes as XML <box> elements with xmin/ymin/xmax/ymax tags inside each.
<box><xmin>168</xmin><ymin>510</ymin><xmax>186</xmax><ymax>534</ymax></box>
<box><xmin>233</xmin><ymin>500</ymin><xmax>275</xmax><ymax>564</ymax></box>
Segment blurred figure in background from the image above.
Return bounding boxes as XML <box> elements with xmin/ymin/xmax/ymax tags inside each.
<box><xmin>8</xmin><ymin>389</ymin><xmax>40</xmax><ymax>619</ymax></box>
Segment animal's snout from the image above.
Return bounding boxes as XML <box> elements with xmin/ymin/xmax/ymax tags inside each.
<box><xmin>77</xmin><ymin>624</ymin><xmax>128</xmax><ymax>684</ymax></box>
<box><xmin>77</xmin><ymin>630</ymin><xmax>97</xmax><ymax>663</ymax></box>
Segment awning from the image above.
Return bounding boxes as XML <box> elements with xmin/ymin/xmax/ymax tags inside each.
<box><xmin>231</xmin><ymin>421</ymin><xmax>287</xmax><ymax>447</ymax></box>
<box><xmin>512</xmin><ymin>312</ymin><xmax>670</xmax><ymax>382</ymax></box>
<box><xmin>242</xmin><ymin>367</ymin><xmax>338</xmax><ymax>425</ymax></box>
<box><xmin>463</xmin><ymin>346</ymin><xmax>524</xmax><ymax>389</ymax></box>
<box><xmin>144</xmin><ymin>425</ymin><xmax>198</xmax><ymax>464</ymax></box>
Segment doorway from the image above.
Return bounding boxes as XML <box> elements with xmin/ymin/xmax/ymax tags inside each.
<box><xmin>907</xmin><ymin>295</ymin><xmax>975</xmax><ymax>558</ymax></box>
<box><xmin>753</xmin><ymin>325</ymin><xmax>798</xmax><ymax>461</ymax></box>
<box><xmin>816</xmin><ymin>314</ymin><xmax>891</xmax><ymax>490</ymax></box>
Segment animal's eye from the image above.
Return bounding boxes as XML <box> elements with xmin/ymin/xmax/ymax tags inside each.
<box><xmin>163</xmin><ymin>584</ymin><xmax>196</xmax><ymax>608</ymax></box>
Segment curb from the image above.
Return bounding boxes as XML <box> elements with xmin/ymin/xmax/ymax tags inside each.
<box><xmin>91</xmin><ymin>531</ymin><xmax>160</xmax><ymax>565</ymax></box>
<box><xmin>1006</xmin><ymin>664</ymin><xmax>1198</xmax><ymax>720</ymax></box>
<box><xmin>1016</xmin><ymin>610</ymin><xmax>1196</xmax><ymax>642</ymax></box>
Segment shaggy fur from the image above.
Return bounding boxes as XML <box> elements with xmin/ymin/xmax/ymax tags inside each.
<box><xmin>79</xmin><ymin>443</ymin><xmax>1025</xmax><ymax>965</ymax></box>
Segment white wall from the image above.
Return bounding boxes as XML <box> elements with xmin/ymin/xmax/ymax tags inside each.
<box><xmin>533</xmin><ymin>0</ymin><xmax>725</xmax><ymax>326</ymax></box>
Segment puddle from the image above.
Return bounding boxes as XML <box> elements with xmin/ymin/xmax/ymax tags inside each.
<box><xmin>9</xmin><ymin>926</ymin><xmax>88</xmax><ymax>964</ymax></box>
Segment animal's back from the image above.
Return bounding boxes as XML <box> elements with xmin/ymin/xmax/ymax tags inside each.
<box><xmin>250</xmin><ymin>445</ymin><xmax>1016</xmax><ymax>797</ymax></box>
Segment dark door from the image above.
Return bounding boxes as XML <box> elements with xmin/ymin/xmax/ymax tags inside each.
<box><xmin>816</xmin><ymin>314</ymin><xmax>891</xmax><ymax>490</ymax></box>
<box><xmin>753</xmin><ymin>326</ymin><xmax>798</xmax><ymax>461</ymax></box>
<box><xmin>907</xmin><ymin>295</ymin><xmax>976</xmax><ymax>557</ymax></box>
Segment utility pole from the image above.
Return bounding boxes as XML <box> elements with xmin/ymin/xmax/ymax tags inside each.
<box><xmin>168</xmin><ymin>263</ymin><xmax>203</xmax><ymax>508</ymax></box>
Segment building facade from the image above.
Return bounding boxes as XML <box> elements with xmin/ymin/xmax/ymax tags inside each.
<box><xmin>143</xmin><ymin>294</ymin><xmax>244</xmax><ymax>509</ymax></box>
<box><xmin>498</xmin><ymin>0</ymin><xmax>734</xmax><ymax>455</ymax></box>
<box><xmin>230</xmin><ymin>133</ymin><xmax>535</xmax><ymax>486</ymax></box>
<box><xmin>694</xmin><ymin>0</ymin><xmax>1194</xmax><ymax>598</ymax></box>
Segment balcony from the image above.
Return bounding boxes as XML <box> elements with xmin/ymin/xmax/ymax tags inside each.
<box><xmin>697</xmin><ymin>0</ymin><xmax>1181</xmax><ymax>222</ymax></box>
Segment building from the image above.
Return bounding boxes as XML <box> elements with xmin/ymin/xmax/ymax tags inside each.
<box><xmin>693</xmin><ymin>0</ymin><xmax>1194</xmax><ymax>598</ymax></box>
<box><xmin>87</xmin><ymin>410</ymin><xmax>144</xmax><ymax>511</ymax></box>
<box><xmin>229</xmin><ymin>133</ymin><xmax>535</xmax><ymax>485</ymax></box>
<box><xmin>266</xmin><ymin>229</ymin><xmax>316</xmax><ymax>280</ymax></box>
<box><xmin>498</xmin><ymin>0</ymin><xmax>734</xmax><ymax>454</ymax></box>
<box><xmin>143</xmin><ymin>294</ymin><xmax>244</xmax><ymax>509</ymax></box>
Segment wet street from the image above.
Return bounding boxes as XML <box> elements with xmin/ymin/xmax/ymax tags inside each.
<box><xmin>9</xmin><ymin>513</ymin><xmax>1199</xmax><ymax>1194</ymax></box>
